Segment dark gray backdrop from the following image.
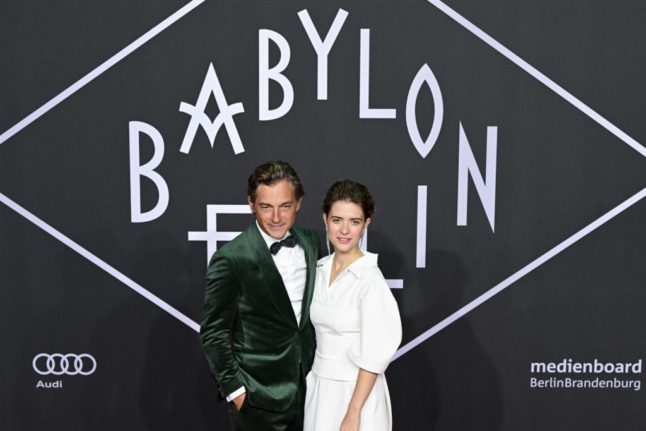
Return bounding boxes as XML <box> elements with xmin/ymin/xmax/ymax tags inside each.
<box><xmin>2</xmin><ymin>1</ymin><xmax>645</xmax><ymax>430</ymax></box>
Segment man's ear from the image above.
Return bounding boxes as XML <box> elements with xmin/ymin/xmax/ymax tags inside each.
<box><xmin>295</xmin><ymin>198</ymin><xmax>303</xmax><ymax>212</ymax></box>
<box><xmin>247</xmin><ymin>196</ymin><xmax>254</xmax><ymax>212</ymax></box>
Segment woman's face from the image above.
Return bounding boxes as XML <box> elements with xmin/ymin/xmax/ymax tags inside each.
<box><xmin>324</xmin><ymin>200</ymin><xmax>371</xmax><ymax>255</ymax></box>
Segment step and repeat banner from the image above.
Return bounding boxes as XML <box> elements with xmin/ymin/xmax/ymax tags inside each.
<box><xmin>2</xmin><ymin>1</ymin><xmax>645</xmax><ymax>429</ymax></box>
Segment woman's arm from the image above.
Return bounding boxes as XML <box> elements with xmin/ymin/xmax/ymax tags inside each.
<box><xmin>342</xmin><ymin>269</ymin><xmax>402</xmax><ymax>430</ymax></box>
<box><xmin>340</xmin><ymin>368</ymin><xmax>378</xmax><ymax>431</ymax></box>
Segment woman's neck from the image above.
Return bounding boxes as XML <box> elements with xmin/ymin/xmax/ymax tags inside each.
<box><xmin>332</xmin><ymin>248</ymin><xmax>363</xmax><ymax>271</ymax></box>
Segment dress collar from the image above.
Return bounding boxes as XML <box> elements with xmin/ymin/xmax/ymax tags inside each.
<box><xmin>317</xmin><ymin>251</ymin><xmax>379</xmax><ymax>278</ymax></box>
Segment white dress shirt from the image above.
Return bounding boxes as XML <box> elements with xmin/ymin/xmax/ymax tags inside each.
<box><xmin>257</xmin><ymin>222</ymin><xmax>308</xmax><ymax>324</ymax></box>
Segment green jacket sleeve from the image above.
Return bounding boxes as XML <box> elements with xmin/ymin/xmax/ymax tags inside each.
<box><xmin>199</xmin><ymin>252</ymin><xmax>244</xmax><ymax>396</ymax></box>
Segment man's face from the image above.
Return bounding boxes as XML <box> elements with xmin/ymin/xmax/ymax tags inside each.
<box><xmin>248</xmin><ymin>180</ymin><xmax>302</xmax><ymax>240</ymax></box>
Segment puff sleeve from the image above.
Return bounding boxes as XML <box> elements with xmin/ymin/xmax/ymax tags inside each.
<box><xmin>347</xmin><ymin>269</ymin><xmax>402</xmax><ymax>374</ymax></box>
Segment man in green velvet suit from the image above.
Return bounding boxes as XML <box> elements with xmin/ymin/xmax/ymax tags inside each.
<box><xmin>200</xmin><ymin>161</ymin><xmax>319</xmax><ymax>430</ymax></box>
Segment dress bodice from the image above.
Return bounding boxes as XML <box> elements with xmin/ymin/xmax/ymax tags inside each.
<box><xmin>310</xmin><ymin>252</ymin><xmax>402</xmax><ymax>381</ymax></box>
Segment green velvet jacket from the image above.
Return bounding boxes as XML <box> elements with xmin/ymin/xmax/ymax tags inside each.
<box><xmin>200</xmin><ymin>223</ymin><xmax>319</xmax><ymax>412</ymax></box>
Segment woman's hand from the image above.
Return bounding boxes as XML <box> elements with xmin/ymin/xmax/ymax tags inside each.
<box><xmin>340</xmin><ymin>368</ymin><xmax>377</xmax><ymax>430</ymax></box>
<box><xmin>340</xmin><ymin>409</ymin><xmax>360</xmax><ymax>431</ymax></box>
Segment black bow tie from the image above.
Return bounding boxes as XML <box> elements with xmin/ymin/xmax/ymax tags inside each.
<box><xmin>270</xmin><ymin>235</ymin><xmax>298</xmax><ymax>255</ymax></box>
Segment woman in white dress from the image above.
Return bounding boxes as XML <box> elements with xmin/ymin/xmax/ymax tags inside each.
<box><xmin>304</xmin><ymin>180</ymin><xmax>402</xmax><ymax>431</ymax></box>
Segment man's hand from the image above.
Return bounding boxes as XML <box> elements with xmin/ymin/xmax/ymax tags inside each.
<box><xmin>232</xmin><ymin>393</ymin><xmax>246</xmax><ymax>411</ymax></box>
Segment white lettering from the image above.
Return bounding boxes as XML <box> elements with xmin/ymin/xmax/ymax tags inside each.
<box><xmin>179</xmin><ymin>63</ymin><xmax>245</xmax><ymax>154</ymax></box>
<box><xmin>406</xmin><ymin>64</ymin><xmax>444</xmax><ymax>158</ymax></box>
<box><xmin>36</xmin><ymin>380</ymin><xmax>63</xmax><ymax>389</ymax></box>
<box><xmin>188</xmin><ymin>204</ymin><xmax>251</xmax><ymax>263</ymax></box>
<box><xmin>416</xmin><ymin>185</ymin><xmax>428</xmax><ymax>268</ymax></box>
<box><xmin>259</xmin><ymin>30</ymin><xmax>294</xmax><ymax>121</ymax></box>
<box><xmin>298</xmin><ymin>9</ymin><xmax>349</xmax><ymax>100</ymax></box>
<box><xmin>359</xmin><ymin>29</ymin><xmax>396</xmax><ymax>119</ymax></box>
<box><xmin>129</xmin><ymin>121</ymin><xmax>169</xmax><ymax>223</ymax></box>
<box><xmin>358</xmin><ymin>228</ymin><xmax>403</xmax><ymax>289</ymax></box>
<box><xmin>457</xmin><ymin>123</ymin><xmax>498</xmax><ymax>232</ymax></box>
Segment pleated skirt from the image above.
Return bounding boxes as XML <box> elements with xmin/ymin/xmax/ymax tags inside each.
<box><xmin>303</xmin><ymin>371</ymin><xmax>392</xmax><ymax>431</ymax></box>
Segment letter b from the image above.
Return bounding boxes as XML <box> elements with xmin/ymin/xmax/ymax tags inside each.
<box><xmin>129</xmin><ymin>121</ymin><xmax>169</xmax><ymax>223</ymax></box>
<box><xmin>259</xmin><ymin>30</ymin><xmax>293</xmax><ymax>121</ymax></box>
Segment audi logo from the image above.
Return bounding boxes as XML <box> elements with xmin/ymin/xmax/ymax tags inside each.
<box><xmin>32</xmin><ymin>353</ymin><xmax>97</xmax><ymax>376</ymax></box>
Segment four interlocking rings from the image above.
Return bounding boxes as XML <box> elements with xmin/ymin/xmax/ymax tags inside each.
<box><xmin>32</xmin><ymin>353</ymin><xmax>97</xmax><ymax>376</ymax></box>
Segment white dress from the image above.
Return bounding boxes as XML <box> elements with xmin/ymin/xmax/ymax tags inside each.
<box><xmin>304</xmin><ymin>252</ymin><xmax>402</xmax><ymax>431</ymax></box>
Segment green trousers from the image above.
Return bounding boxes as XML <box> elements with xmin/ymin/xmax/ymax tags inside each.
<box><xmin>228</xmin><ymin>378</ymin><xmax>306</xmax><ymax>431</ymax></box>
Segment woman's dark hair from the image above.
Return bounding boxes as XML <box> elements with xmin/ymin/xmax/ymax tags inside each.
<box><xmin>247</xmin><ymin>160</ymin><xmax>304</xmax><ymax>202</ymax></box>
<box><xmin>322</xmin><ymin>179</ymin><xmax>375</xmax><ymax>219</ymax></box>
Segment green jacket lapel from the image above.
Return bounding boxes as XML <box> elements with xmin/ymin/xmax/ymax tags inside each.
<box><xmin>245</xmin><ymin>224</ymin><xmax>298</xmax><ymax>327</ymax></box>
<box><xmin>291</xmin><ymin>226</ymin><xmax>318</xmax><ymax>330</ymax></box>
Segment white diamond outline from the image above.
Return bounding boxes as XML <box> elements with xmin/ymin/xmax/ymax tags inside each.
<box><xmin>0</xmin><ymin>192</ymin><xmax>200</xmax><ymax>332</ymax></box>
<box><xmin>0</xmin><ymin>1</ymin><xmax>643</xmax><ymax>357</ymax></box>
<box><xmin>394</xmin><ymin>187</ymin><xmax>646</xmax><ymax>360</ymax></box>
<box><xmin>389</xmin><ymin>0</ymin><xmax>646</xmax><ymax>359</ymax></box>
<box><xmin>2</xmin><ymin>186</ymin><xmax>645</xmax><ymax>343</ymax></box>
<box><xmin>0</xmin><ymin>0</ymin><xmax>206</xmax><ymax>145</ymax></box>
<box><xmin>426</xmin><ymin>0</ymin><xmax>646</xmax><ymax>158</ymax></box>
